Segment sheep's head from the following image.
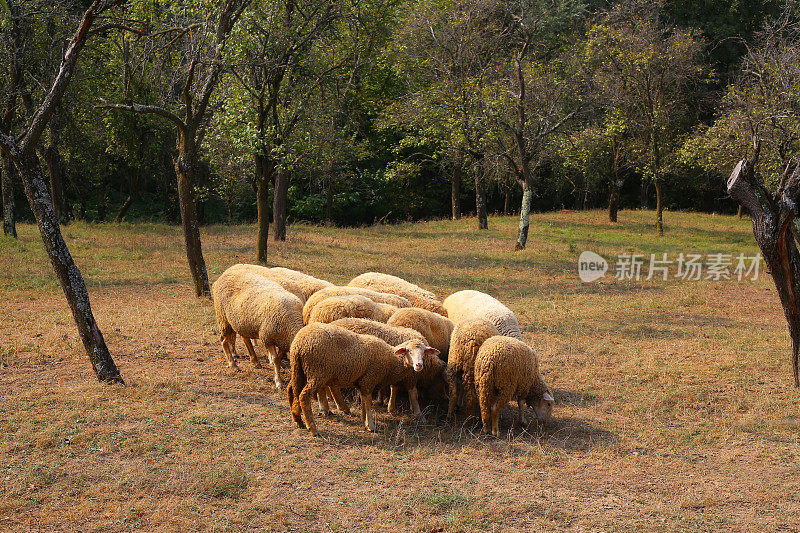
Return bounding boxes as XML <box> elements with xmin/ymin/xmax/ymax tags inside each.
<box><xmin>395</xmin><ymin>339</ymin><xmax>439</xmax><ymax>372</ymax></box>
<box><xmin>530</xmin><ymin>391</ymin><xmax>554</xmax><ymax>422</ymax></box>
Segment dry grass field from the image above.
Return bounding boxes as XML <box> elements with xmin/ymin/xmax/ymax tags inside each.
<box><xmin>1</xmin><ymin>210</ymin><xmax>799</xmax><ymax>532</ymax></box>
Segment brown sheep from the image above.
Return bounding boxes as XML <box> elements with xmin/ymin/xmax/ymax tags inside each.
<box><xmin>446</xmin><ymin>319</ymin><xmax>500</xmax><ymax>421</ymax></box>
<box><xmin>307</xmin><ymin>294</ymin><xmax>387</xmax><ymax>324</ymax></box>
<box><xmin>473</xmin><ymin>336</ymin><xmax>554</xmax><ymax>436</ymax></box>
<box><xmin>348</xmin><ymin>272</ymin><xmax>447</xmax><ymax>316</ymax></box>
<box><xmin>302</xmin><ymin>286</ymin><xmax>410</xmax><ymax>324</ymax></box>
<box><xmin>387</xmin><ymin>307</ymin><xmax>454</xmax><ymax>358</ymax></box>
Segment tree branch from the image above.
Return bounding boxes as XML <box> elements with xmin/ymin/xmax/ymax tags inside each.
<box><xmin>95</xmin><ymin>99</ymin><xmax>187</xmax><ymax>133</ymax></box>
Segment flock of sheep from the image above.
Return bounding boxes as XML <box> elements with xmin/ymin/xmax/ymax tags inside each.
<box><xmin>212</xmin><ymin>265</ymin><xmax>554</xmax><ymax>437</ymax></box>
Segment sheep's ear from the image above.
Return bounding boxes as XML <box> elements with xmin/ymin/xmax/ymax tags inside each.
<box><xmin>394</xmin><ymin>346</ymin><xmax>409</xmax><ymax>355</ymax></box>
<box><xmin>543</xmin><ymin>392</ymin><xmax>554</xmax><ymax>402</ymax></box>
<box><xmin>424</xmin><ymin>346</ymin><xmax>440</xmax><ymax>357</ymax></box>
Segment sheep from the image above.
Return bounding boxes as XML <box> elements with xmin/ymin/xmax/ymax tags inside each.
<box><xmin>377</xmin><ymin>303</ymin><xmax>400</xmax><ymax>321</ymax></box>
<box><xmin>442</xmin><ymin>290</ymin><xmax>523</xmax><ymax>340</ymax></box>
<box><xmin>212</xmin><ymin>267</ymin><xmax>304</xmax><ymax>389</ymax></box>
<box><xmin>307</xmin><ymin>294</ymin><xmax>388</xmax><ymax>324</ymax></box>
<box><xmin>473</xmin><ymin>336</ymin><xmax>554</xmax><ymax>436</ymax></box>
<box><xmin>266</xmin><ymin>267</ymin><xmax>333</xmax><ymax>301</ymax></box>
<box><xmin>301</xmin><ymin>286</ymin><xmax>410</xmax><ymax>324</ymax></box>
<box><xmin>387</xmin><ymin>307</ymin><xmax>454</xmax><ymax>359</ymax></box>
<box><xmin>446</xmin><ymin>319</ymin><xmax>500</xmax><ymax>421</ymax></box>
<box><xmin>348</xmin><ymin>272</ymin><xmax>447</xmax><ymax>316</ymax></box>
<box><xmin>226</xmin><ymin>263</ymin><xmax>307</xmax><ymax>303</ymax></box>
<box><xmin>287</xmin><ymin>323</ymin><xmax>437</xmax><ymax>436</ymax></box>
<box><xmin>329</xmin><ymin>318</ymin><xmax>446</xmax><ymax>419</ymax></box>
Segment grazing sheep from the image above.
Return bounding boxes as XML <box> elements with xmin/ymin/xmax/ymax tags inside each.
<box><xmin>377</xmin><ymin>303</ymin><xmax>400</xmax><ymax>321</ymax></box>
<box><xmin>307</xmin><ymin>294</ymin><xmax>387</xmax><ymax>324</ymax></box>
<box><xmin>443</xmin><ymin>290</ymin><xmax>523</xmax><ymax>340</ymax></box>
<box><xmin>287</xmin><ymin>323</ymin><xmax>436</xmax><ymax>436</ymax></box>
<box><xmin>348</xmin><ymin>272</ymin><xmax>447</xmax><ymax>316</ymax></box>
<box><xmin>266</xmin><ymin>267</ymin><xmax>333</xmax><ymax>301</ymax></box>
<box><xmin>446</xmin><ymin>319</ymin><xmax>500</xmax><ymax>421</ymax></box>
<box><xmin>387</xmin><ymin>307</ymin><xmax>454</xmax><ymax>358</ymax></box>
<box><xmin>212</xmin><ymin>267</ymin><xmax>304</xmax><ymax>389</ymax></box>
<box><xmin>473</xmin><ymin>336</ymin><xmax>554</xmax><ymax>436</ymax></box>
<box><xmin>302</xmin><ymin>286</ymin><xmax>410</xmax><ymax>324</ymax></box>
<box><xmin>227</xmin><ymin>263</ymin><xmax>306</xmax><ymax>303</ymax></box>
<box><xmin>329</xmin><ymin>318</ymin><xmax>446</xmax><ymax>419</ymax></box>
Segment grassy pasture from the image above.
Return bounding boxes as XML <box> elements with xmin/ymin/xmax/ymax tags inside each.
<box><xmin>1</xmin><ymin>209</ymin><xmax>799</xmax><ymax>531</ymax></box>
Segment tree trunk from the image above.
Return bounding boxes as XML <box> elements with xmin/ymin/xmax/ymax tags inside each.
<box><xmin>255</xmin><ymin>158</ymin><xmax>270</xmax><ymax>264</ymax></box>
<box><xmin>272</xmin><ymin>169</ymin><xmax>288</xmax><ymax>241</ymax></box>
<box><xmin>609</xmin><ymin>182</ymin><xmax>619</xmax><ymax>223</ymax></box>
<box><xmin>475</xmin><ymin>158</ymin><xmax>488</xmax><ymax>230</ymax></box>
<box><xmin>515</xmin><ymin>177</ymin><xmax>533</xmax><ymax>250</ymax></box>
<box><xmin>503</xmin><ymin>186</ymin><xmax>510</xmax><ymax>216</ymax></box>
<box><xmin>15</xmin><ymin>150</ymin><xmax>122</xmax><ymax>383</ymax></box>
<box><xmin>175</xmin><ymin>135</ymin><xmax>210</xmax><ymax>297</ymax></box>
<box><xmin>451</xmin><ymin>160</ymin><xmax>461</xmax><ymax>220</ymax></box>
<box><xmin>654</xmin><ymin>177</ymin><xmax>663</xmax><ymax>235</ymax></box>
<box><xmin>114</xmin><ymin>195</ymin><xmax>134</xmax><ymax>223</ymax></box>
<box><xmin>640</xmin><ymin>178</ymin><xmax>648</xmax><ymax>209</ymax></box>
<box><xmin>737</xmin><ymin>205</ymin><xmax>743</xmax><ymax>218</ymax></box>
<box><xmin>728</xmin><ymin>151</ymin><xmax>800</xmax><ymax>387</ymax></box>
<box><xmin>325</xmin><ymin>166</ymin><xmax>334</xmax><ymax>226</ymax></box>
<box><xmin>1</xmin><ymin>152</ymin><xmax>17</xmax><ymax>238</ymax></box>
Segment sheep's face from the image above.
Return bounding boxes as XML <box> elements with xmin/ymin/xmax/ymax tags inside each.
<box><xmin>532</xmin><ymin>391</ymin><xmax>554</xmax><ymax>422</ymax></box>
<box><xmin>395</xmin><ymin>340</ymin><xmax>439</xmax><ymax>372</ymax></box>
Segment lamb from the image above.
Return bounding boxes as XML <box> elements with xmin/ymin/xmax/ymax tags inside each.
<box><xmin>329</xmin><ymin>318</ymin><xmax>446</xmax><ymax>419</ymax></box>
<box><xmin>287</xmin><ymin>322</ymin><xmax>437</xmax><ymax>436</ymax></box>
<box><xmin>442</xmin><ymin>290</ymin><xmax>523</xmax><ymax>340</ymax></box>
<box><xmin>212</xmin><ymin>266</ymin><xmax>304</xmax><ymax>389</ymax></box>
<box><xmin>446</xmin><ymin>319</ymin><xmax>500</xmax><ymax>421</ymax></box>
<box><xmin>265</xmin><ymin>267</ymin><xmax>334</xmax><ymax>301</ymax></box>
<box><xmin>226</xmin><ymin>263</ymin><xmax>307</xmax><ymax>303</ymax></box>
<box><xmin>348</xmin><ymin>272</ymin><xmax>447</xmax><ymax>316</ymax></box>
<box><xmin>473</xmin><ymin>336</ymin><xmax>554</xmax><ymax>436</ymax></box>
<box><xmin>301</xmin><ymin>286</ymin><xmax>410</xmax><ymax>324</ymax></box>
<box><xmin>307</xmin><ymin>294</ymin><xmax>388</xmax><ymax>324</ymax></box>
<box><xmin>387</xmin><ymin>307</ymin><xmax>454</xmax><ymax>358</ymax></box>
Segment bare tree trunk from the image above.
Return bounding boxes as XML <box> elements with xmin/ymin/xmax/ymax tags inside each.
<box><xmin>255</xmin><ymin>155</ymin><xmax>270</xmax><ymax>264</ymax></box>
<box><xmin>503</xmin><ymin>186</ymin><xmax>510</xmax><ymax>216</ymax></box>
<box><xmin>114</xmin><ymin>195</ymin><xmax>134</xmax><ymax>223</ymax></box>
<box><xmin>451</xmin><ymin>159</ymin><xmax>461</xmax><ymax>220</ymax></box>
<box><xmin>737</xmin><ymin>205</ymin><xmax>743</xmax><ymax>218</ymax></box>
<box><xmin>272</xmin><ymin>169</ymin><xmax>288</xmax><ymax>241</ymax></box>
<box><xmin>609</xmin><ymin>182</ymin><xmax>619</xmax><ymax>223</ymax></box>
<box><xmin>17</xmin><ymin>150</ymin><xmax>122</xmax><ymax>382</ymax></box>
<box><xmin>175</xmin><ymin>135</ymin><xmax>210</xmax><ymax>296</ymax></box>
<box><xmin>474</xmin><ymin>157</ymin><xmax>488</xmax><ymax>230</ymax></box>
<box><xmin>640</xmin><ymin>179</ymin><xmax>648</xmax><ymax>209</ymax></box>
<box><xmin>654</xmin><ymin>178</ymin><xmax>663</xmax><ymax>235</ymax></box>
<box><xmin>515</xmin><ymin>176</ymin><xmax>532</xmax><ymax>250</ymax></box>
<box><xmin>1</xmin><ymin>153</ymin><xmax>16</xmax><ymax>238</ymax></box>
<box><xmin>728</xmin><ymin>148</ymin><xmax>800</xmax><ymax>386</ymax></box>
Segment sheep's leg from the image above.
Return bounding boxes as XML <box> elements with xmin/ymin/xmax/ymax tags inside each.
<box><xmin>478</xmin><ymin>383</ymin><xmax>493</xmax><ymax>435</ymax></box>
<box><xmin>242</xmin><ymin>337</ymin><xmax>261</xmax><ymax>368</ymax></box>
<box><xmin>517</xmin><ymin>399</ymin><xmax>528</xmax><ymax>427</ymax></box>
<box><xmin>266</xmin><ymin>345</ymin><xmax>285</xmax><ymax>389</ymax></box>
<box><xmin>329</xmin><ymin>387</ymin><xmax>350</xmax><ymax>415</ymax></box>
<box><xmin>220</xmin><ymin>331</ymin><xmax>239</xmax><ymax>370</ymax></box>
<box><xmin>289</xmin><ymin>386</ymin><xmax>305</xmax><ymax>429</ymax></box>
<box><xmin>317</xmin><ymin>391</ymin><xmax>331</xmax><ymax>417</ymax></box>
<box><xmin>387</xmin><ymin>385</ymin><xmax>399</xmax><ymax>414</ymax></box>
<box><xmin>360</xmin><ymin>389</ymin><xmax>376</xmax><ymax>432</ymax></box>
<box><xmin>446</xmin><ymin>377</ymin><xmax>458</xmax><ymax>421</ymax></box>
<box><xmin>464</xmin><ymin>385</ymin><xmax>479</xmax><ymax>421</ymax></box>
<box><xmin>408</xmin><ymin>386</ymin><xmax>426</xmax><ymax>423</ymax></box>
<box><xmin>298</xmin><ymin>382</ymin><xmax>319</xmax><ymax>437</ymax></box>
<box><xmin>491</xmin><ymin>391</ymin><xmax>512</xmax><ymax>437</ymax></box>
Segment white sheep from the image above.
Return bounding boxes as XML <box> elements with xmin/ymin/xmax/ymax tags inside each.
<box><xmin>287</xmin><ymin>322</ymin><xmax>434</xmax><ymax>436</ymax></box>
<box><xmin>443</xmin><ymin>290</ymin><xmax>523</xmax><ymax>340</ymax></box>
<box><xmin>446</xmin><ymin>319</ymin><xmax>500</xmax><ymax>421</ymax></box>
<box><xmin>473</xmin><ymin>336</ymin><xmax>554</xmax><ymax>436</ymax></box>
<box><xmin>348</xmin><ymin>272</ymin><xmax>447</xmax><ymax>316</ymax></box>
<box><xmin>302</xmin><ymin>286</ymin><xmax>410</xmax><ymax>324</ymax></box>
<box><xmin>266</xmin><ymin>267</ymin><xmax>334</xmax><ymax>301</ymax></box>
<box><xmin>329</xmin><ymin>318</ymin><xmax>445</xmax><ymax>420</ymax></box>
<box><xmin>212</xmin><ymin>266</ymin><xmax>304</xmax><ymax>389</ymax></box>
<box><xmin>387</xmin><ymin>307</ymin><xmax>454</xmax><ymax>358</ymax></box>
<box><xmin>307</xmin><ymin>294</ymin><xmax>388</xmax><ymax>324</ymax></box>
<box><xmin>226</xmin><ymin>263</ymin><xmax>307</xmax><ymax>303</ymax></box>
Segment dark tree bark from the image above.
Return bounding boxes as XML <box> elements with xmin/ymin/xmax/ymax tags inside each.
<box><xmin>1</xmin><ymin>153</ymin><xmax>17</xmax><ymax>238</ymax></box>
<box><xmin>0</xmin><ymin>0</ymin><xmax>127</xmax><ymax>384</ymax></box>
<box><xmin>451</xmin><ymin>158</ymin><xmax>461</xmax><ymax>220</ymax></box>
<box><xmin>474</xmin><ymin>156</ymin><xmax>488</xmax><ymax>230</ymax></box>
<box><xmin>640</xmin><ymin>179</ymin><xmax>648</xmax><ymax>209</ymax></box>
<box><xmin>272</xmin><ymin>169</ymin><xmax>289</xmax><ymax>241</ymax></box>
<box><xmin>255</xmin><ymin>154</ymin><xmax>270</xmax><ymax>264</ymax></box>
<box><xmin>609</xmin><ymin>182</ymin><xmax>619</xmax><ymax>223</ymax></box>
<box><xmin>175</xmin><ymin>132</ymin><xmax>210</xmax><ymax>296</ymax></box>
<box><xmin>503</xmin><ymin>185</ymin><xmax>510</xmax><ymax>216</ymax></box>
<box><xmin>325</xmin><ymin>166</ymin><xmax>334</xmax><ymax>227</ymax></box>
<box><xmin>115</xmin><ymin>194</ymin><xmax>134</xmax><ymax>223</ymax></box>
<box><xmin>728</xmin><ymin>142</ymin><xmax>800</xmax><ymax>387</ymax></box>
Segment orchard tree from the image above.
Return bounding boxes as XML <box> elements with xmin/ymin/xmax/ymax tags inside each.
<box><xmin>99</xmin><ymin>0</ymin><xmax>251</xmax><ymax>296</ymax></box>
<box><xmin>587</xmin><ymin>0</ymin><xmax>704</xmax><ymax>235</ymax></box>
